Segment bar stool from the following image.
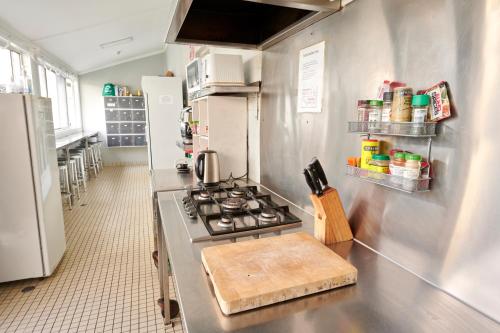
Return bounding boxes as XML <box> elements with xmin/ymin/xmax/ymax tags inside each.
<box><xmin>59</xmin><ymin>158</ymin><xmax>80</xmax><ymax>200</ymax></box>
<box><xmin>77</xmin><ymin>145</ymin><xmax>98</xmax><ymax>177</ymax></box>
<box><xmin>58</xmin><ymin>164</ymin><xmax>72</xmax><ymax>210</ymax></box>
<box><xmin>71</xmin><ymin>154</ymin><xmax>87</xmax><ymax>191</ymax></box>
<box><xmin>89</xmin><ymin>142</ymin><xmax>103</xmax><ymax>173</ymax></box>
<box><xmin>68</xmin><ymin>159</ymin><xmax>80</xmax><ymax>200</ymax></box>
<box><xmin>70</xmin><ymin>148</ymin><xmax>88</xmax><ymax>181</ymax></box>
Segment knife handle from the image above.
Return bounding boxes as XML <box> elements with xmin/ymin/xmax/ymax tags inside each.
<box><xmin>310</xmin><ymin>157</ymin><xmax>328</xmax><ymax>187</ymax></box>
<box><xmin>307</xmin><ymin>166</ymin><xmax>323</xmax><ymax>196</ymax></box>
<box><xmin>303</xmin><ymin>169</ymin><xmax>316</xmax><ymax>194</ymax></box>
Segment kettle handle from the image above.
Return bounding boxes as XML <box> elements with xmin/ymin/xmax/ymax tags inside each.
<box><xmin>195</xmin><ymin>154</ymin><xmax>205</xmax><ymax>180</ymax></box>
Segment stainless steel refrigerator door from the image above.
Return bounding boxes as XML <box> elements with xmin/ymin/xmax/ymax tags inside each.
<box><xmin>25</xmin><ymin>95</ymin><xmax>66</xmax><ymax>276</ymax></box>
<box><xmin>0</xmin><ymin>94</ymin><xmax>44</xmax><ymax>282</ymax></box>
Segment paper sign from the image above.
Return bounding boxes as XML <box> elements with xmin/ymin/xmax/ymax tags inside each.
<box><xmin>297</xmin><ymin>41</ymin><xmax>325</xmax><ymax>113</ymax></box>
<box><xmin>159</xmin><ymin>95</ymin><xmax>173</xmax><ymax>105</ymax></box>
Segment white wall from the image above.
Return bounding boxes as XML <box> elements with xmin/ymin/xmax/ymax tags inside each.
<box><xmin>79</xmin><ymin>53</ymin><xmax>165</xmax><ymax>166</ymax></box>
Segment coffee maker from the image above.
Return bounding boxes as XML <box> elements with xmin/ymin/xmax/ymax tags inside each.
<box><xmin>180</xmin><ymin>106</ymin><xmax>192</xmax><ymax>145</ymax></box>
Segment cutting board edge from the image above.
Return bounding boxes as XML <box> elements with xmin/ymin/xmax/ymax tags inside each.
<box><xmin>218</xmin><ymin>270</ymin><xmax>358</xmax><ymax>315</ymax></box>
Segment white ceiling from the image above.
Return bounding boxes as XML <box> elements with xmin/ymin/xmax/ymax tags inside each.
<box><xmin>0</xmin><ymin>0</ymin><xmax>177</xmax><ymax>73</ymax></box>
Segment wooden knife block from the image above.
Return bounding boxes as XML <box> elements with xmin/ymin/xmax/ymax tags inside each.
<box><xmin>310</xmin><ymin>188</ymin><xmax>353</xmax><ymax>245</ymax></box>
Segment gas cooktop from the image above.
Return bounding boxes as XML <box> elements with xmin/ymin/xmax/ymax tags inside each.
<box><xmin>181</xmin><ymin>184</ymin><xmax>302</xmax><ymax>241</ymax></box>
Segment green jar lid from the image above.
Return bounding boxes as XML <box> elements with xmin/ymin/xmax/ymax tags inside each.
<box><xmin>412</xmin><ymin>94</ymin><xmax>430</xmax><ymax>106</ymax></box>
<box><xmin>406</xmin><ymin>154</ymin><xmax>422</xmax><ymax>161</ymax></box>
<box><xmin>394</xmin><ymin>152</ymin><xmax>406</xmax><ymax>159</ymax></box>
<box><xmin>369</xmin><ymin>99</ymin><xmax>383</xmax><ymax>107</ymax></box>
<box><xmin>372</xmin><ymin>154</ymin><xmax>390</xmax><ymax>161</ymax></box>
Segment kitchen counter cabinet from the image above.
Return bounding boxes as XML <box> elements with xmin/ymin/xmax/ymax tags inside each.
<box><xmin>156</xmin><ymin>187</ymin><xmax>499</xmax><ymax>333</ymax></box>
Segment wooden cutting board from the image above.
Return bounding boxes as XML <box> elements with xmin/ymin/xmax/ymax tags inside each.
<box><xmin>201</xmin><ymin>232</ymin><xmax>357</xmax><ymax>315</ymax></box>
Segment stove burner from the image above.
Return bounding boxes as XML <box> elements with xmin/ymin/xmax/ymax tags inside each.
<box><xmin>221</xmin><ymin>197</ymin><xmax>247</xmax><ymax>211</ymax></box>
<box><xmin>258</xmin><ymin>208</ymin><xmax>279</xmax><ymax>223</ymax></box>
<box><xmin>198</xmin><ymin>191</ymin><xmax>211</xmax><ymax>201</ymax></box>
<box><xmin>218</xmin><ymin>215</ymin><xmax>234</xmax><ymax>228</ymax></box>
<box><xmin>229</xmin><ymin>188</ymin><xmax>247</xmax><ymax>198</ymax></box>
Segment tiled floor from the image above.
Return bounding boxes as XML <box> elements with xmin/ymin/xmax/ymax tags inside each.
<box><xmin>0</xmin><ymin>166</ymin><xmax>184</xmax><ymax>333</ymax></box>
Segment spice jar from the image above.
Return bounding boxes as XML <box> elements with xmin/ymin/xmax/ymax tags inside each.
<box><xmin>389</xmin><ymin>152</ymin><xmax>406</xmax><ymax>185</ymax></box>
<box><xmin>357</xmin><ymin>100</ymin><xmax>370</xmax><ymax>131</ymax></box>
<box><xmin>361</xmin><ymin>139</ymin><xmax>380</xmax><ymax>169</ymax></box>
<box><xmin>403</xmin><ymin>154</ymin><xmax>422</xmax><ymax>191</ymax></box>
<box><xmin>411</xmin><ymin>95</ymin><xmax>430</xmax><ymax>135</ymax></box>
<box><xmin>381</xmin><ymin>92</ymin><xmax>393</xmax><ymax>133</ymax></box>
<box><xmin>368</xmin><ymin>100</ymin><xmax>383</xmax><ymax>131</ymax></box>
<box><xmin>391</xmin><ymin>87</ymin><xmax>413</xmax><ymax>123</ymax></box>
<box><xmin>369</xmin><ymin>154</ymin><xmax>390</xmax><ymax>174</ymax></box>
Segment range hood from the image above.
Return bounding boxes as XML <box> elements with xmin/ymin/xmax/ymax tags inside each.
<box><xmin>166</xmin><ymin>0</ymin><xmax>342</xmax><ymax>50</ymax></box>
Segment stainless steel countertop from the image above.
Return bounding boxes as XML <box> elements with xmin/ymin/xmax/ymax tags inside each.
<box><xmin>151</xmin><ymin>169</ymin><xmax>197</xmax><ymax>193</ymax></box>
<box><xmin>55</xmin><ymin>130</ymin><xmax>98</xmax><ymax>149</ymax></box>
<box><xmin>157</xmin><ymin>184</ymin><xmax>499</xmax><ymax>332</ymax></box>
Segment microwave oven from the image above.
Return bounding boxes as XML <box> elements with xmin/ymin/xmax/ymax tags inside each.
<box><xmin>202</xmin><ymin>54</ymin><xmax>244</xmax><ymax>87</ymax></box>
<box><xmin>186</xmin><ymin>58</ymin><xmax>203</xmax><ymax>95</ymax></box>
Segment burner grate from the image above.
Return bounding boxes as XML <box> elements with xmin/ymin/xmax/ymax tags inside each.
<box><xmin>187</xmin><ymin>185</ymin><xmax>301</xmax><ymax>237</ymax></box>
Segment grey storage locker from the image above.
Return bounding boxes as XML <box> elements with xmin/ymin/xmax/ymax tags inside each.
<box><xmin>104</xmin><ymin>97</ymin><xmax>117</xmax><ymax>108</ymax></box>
<box><xmin>105</xmin><ymin>109</ymin><xmax>120</xmax><ymax>121</ymax></box>
<box><xmin>119</xmin><ymin>110</ymin><xmax>132</xmax><ymax>121</ymax></box>
<box><xmin>104</xmin><ymin>96</ymin><xmax>146</xmax><ymax>147</ymax></box>
<box><xmin>106</xmin><ymin>122</ymin><xmax>120</xmax><ymax>134</ymax></box>
<box><xmin>132</xmin><ymin>97</ymin><xmax>144</xmax><ymax>109</ymax></box>
<box><xmin>117</xmin><ymin>97</ymin><xmax>132</xmax><ymax>108</ymax></box>
<box><xmin>134</xmin><ymin>135</ymin><xmax>146</xmax><ymax>146</ymax></box>
<box><xmin>133</xmin><ymin>122</ymin><xmax>146</xmax><ymax>134</ymax></box>
<box><xmin>119</xmin><ymin>123</ymin><xmax>133</xmax><ymax>134</ymax></box>
<box><xmin>132</xmin><ymin>110</ymin><xmax>145</xmax><ymax>121</ymax></box>
<box><xmin>121</xmin><ymin>135</ymin><xmax>133</xmax><ymax>146</ymax></box>
<box><xmin>107</xmin><ymin>135</ymin><xmax>121</xmax><ymax>147</ymax></box>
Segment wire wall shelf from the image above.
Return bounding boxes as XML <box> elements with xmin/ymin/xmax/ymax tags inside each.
<box><xmin>346</xmin><ymin>165</ymin><xmax>430</xmax><ymax>193</ymax></box>
<box><xmin>348</xmin><ymin>121</ymin><xmax>437</xmax><ymax>137</ymax></box>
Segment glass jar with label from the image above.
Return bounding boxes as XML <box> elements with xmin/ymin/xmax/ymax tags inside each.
<box><xmin>411</xmin><ymin>95</ymin><xmax>430</xmax><ymax>135</ymax></box>
<box><xmin>389</xmin><ymin>152</ymin><xmax>406</xmax><ymax>186</ymax></box>
<box><xmin>381</xmin><ymin>92</ymin><xmax>393</xmax><ymax>133</ymax></box>
<box><xmin>368</xmin><ymin>100</ymin><xmax>383</xmax><ymax>131</ymax></box>
<box><xmin>357</xmin><ymin>100</ymin><xmax>370</xmax><ymax>131</ymax></box>
<box><xmin>403</xmin><ymin>154</ymin><xmax>422</xmax><ymax>191</ymax></box>
<box><xmin>369</xmin><ymin>154</ymin><xmax>390</xmax><ymax>174</ymax></box>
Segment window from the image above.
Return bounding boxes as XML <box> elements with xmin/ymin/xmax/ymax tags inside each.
<box><xmin>2</xmin><ymin>46</ymin><xmax>81</xmax><ymax>131</ymax></box>
<box><xmin>0</xmin><ymin>48</ymin><xmax>29</xmax><ymax>93</ymax></box>
<box><xmin>10</xmin><ymin>52</ymin><xmax>21</xmax><ymax>83</ymax></box>
<box><xmin>0</xmin><ymin>48</ymin><xmax>11</xmax><ymax>86</ymax></box>
<box><xmin>65</xmin><ymin>79</ymin><xmax>80</xmax><ymax>128</ymax></box>
<box><xmin>38</xmin><ymin>65</ymin><xmax>47</xmax><ymax>97</ymax></box>
<box><xmin>46</xmin><ymin>69</ymin><xmax>60</xmax><ymax>128</ymax></box>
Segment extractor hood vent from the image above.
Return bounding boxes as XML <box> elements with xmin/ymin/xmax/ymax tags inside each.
<box><xmin>167</xmin><ymin>0</ymin><xmax>342</xmax><ymax>49</ymax></box>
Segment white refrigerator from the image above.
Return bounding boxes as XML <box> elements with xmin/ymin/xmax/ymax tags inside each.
<box><xmin>141</xmin><ymin>76</ymin><xmax>183</xmax><ymax>170</ymax></box>
<box><xmin>0</xmin><ymin>94</ymin><xmax>66</xmax><ymax>283</ymax></box>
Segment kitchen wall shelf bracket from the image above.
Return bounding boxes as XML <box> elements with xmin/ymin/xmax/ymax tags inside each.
<box><xmin>346</xmin><ymin>166</ymin><xmax>431</xmax><ymax>193</ymax></box>
<box><xmin>188</xmin><ymin>85</ymin><xmax>260</xmax><ymax>101</ymax></box>
<box><xmin>348</xmin><ymin>121</ymin><xmax>437</xmax><ymax>137</ymax></box>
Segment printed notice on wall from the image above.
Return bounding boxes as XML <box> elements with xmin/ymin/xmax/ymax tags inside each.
<box><xmin>297</xmin><ymin>41</ymin><xmax>325</xmax><ymax>113</ymax></box>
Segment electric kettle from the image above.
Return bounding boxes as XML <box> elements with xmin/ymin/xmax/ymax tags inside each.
<box><xmin>195</xmin><ymin>150</ymin><xmax>220</xmax><ymax>186</ymax></box>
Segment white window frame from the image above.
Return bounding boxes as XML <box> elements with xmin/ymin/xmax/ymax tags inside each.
<box><xmin>39</xmin><ymin>65</ymin><xmax>82</xmax><ymax>135</ymax></box>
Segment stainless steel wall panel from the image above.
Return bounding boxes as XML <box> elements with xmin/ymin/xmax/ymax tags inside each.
<box><xmin>260</xmin><ymin>0</ymin><xmax>500</xmax><ymax>321</ymax></box>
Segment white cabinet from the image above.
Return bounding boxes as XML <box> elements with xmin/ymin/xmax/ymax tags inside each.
<box><xmin>191</xmin><ymin>96</ymin><xmax>247</xmax><ymax>180</ymax></box>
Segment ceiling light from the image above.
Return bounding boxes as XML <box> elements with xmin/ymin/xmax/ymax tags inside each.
<box><xmin>100</xmin><ymin>37</ymin><xmax>133</xmax><ymax>49</ymax></box>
